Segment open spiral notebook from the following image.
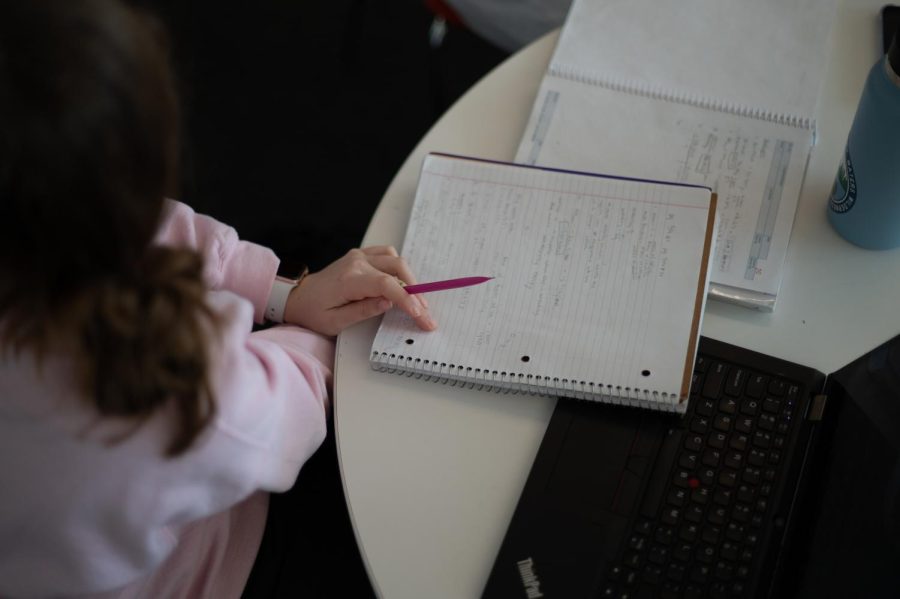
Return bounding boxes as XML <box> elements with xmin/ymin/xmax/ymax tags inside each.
<box><xmin>516</xmin><ymin>0</ymin><xmax>838</xmax><ymax>311</ymax></box>
<box><xmin>370</xmin><ymin>154</ymin><xmax>717</xmax><ymax>413</ymax></box>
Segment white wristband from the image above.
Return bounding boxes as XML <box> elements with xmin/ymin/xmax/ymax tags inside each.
<box><xmin>265</xmin><ymin>277</ymin><xmax>297</xmax><ymax>323</ymax></box>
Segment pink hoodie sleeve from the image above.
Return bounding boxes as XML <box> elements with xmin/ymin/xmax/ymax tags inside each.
<box><xmin>154</xmin><ymin>199</ymin><xmax>279</xmax><ymax>324</ymax></box>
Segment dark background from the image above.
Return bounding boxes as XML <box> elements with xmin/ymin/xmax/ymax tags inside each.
<box><xmin>135</xmin><ymin>0</ymin><xmax>508</xmax><ymax>273</ymax></box>
<box><xmin>130</xmin><ymin>1</ymin><xmax>510</xmax><ymax>596</ymax></box>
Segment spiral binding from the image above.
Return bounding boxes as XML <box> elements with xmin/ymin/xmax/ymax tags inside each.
<box><xmin>548</xmin><ymin>62</ymin><xmax>813</xmax><ymax>131</ymax></box>
<box><xmin>370</xmin><ymin>351</ymin><xmax>681</xmax><ymax>413</ymax></box>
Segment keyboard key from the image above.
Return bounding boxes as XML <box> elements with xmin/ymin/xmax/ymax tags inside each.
<box><xmin>691</xmin><ymin>488</ymin><xmax>710</xmax><ymax>505</ymax></box>
<box><xmin>673</xmin><ymin>470</ymin><xmax>691</xmax><ymax>489</ymax></box>
<box><xmin>701</xmin><ymin>525</ymin><xmax>721</xmax><ymax>544</ymax></box>
<box><xmin>735</xmin><ymin>416</ymin><xmax>754</xmax><ymax>434</ymax></box>
<box><xmin>680</xmin><ymin>523</ymin><xmax>699</xmax><ymax>542</ymax></box>
<box><xmin>724</xmin><ymin>451</ymin><xmax>744</xmax><ymax>469</ymax></box>
<box><xmin>667</xmin><ymin>488</ymin><xmax>687</xmax><ymax>507</ymax></box>
<box><xmin>685</xmin><ymin>504</ymin><xmax>704</xmax><ymax>523</ymax></box>
<box><xmin>679</xmin><ymin>453</ymin><xmax>699</xmax><ymax>470</ymax></box>
<box><xmin>694</xmin><ymin>355</ymin><xmax>708</xmax><ymax>373</ymax></box>
<box><xmin>713</xmin><ymin>488</ymin><xmax>733</xmax><ymax>506</ymax></box>
<box><xmin>763</xmin><ymin>397</ymin><xmax>781</xmax><ymax>413</ymax></box>
<box><xmin>721</xmin><ymin>541</ymin><xmax>739</xmax><ymax>561</ymax></box>
<box><xmin>730</xmin><ymin>434</ymin><xmax>750</xmax><ymax>451</ymax></box>
<box><xmin>708</xmin><ymin>506</ymin><xmax>728</xmax><ymax>525</ymax></box>
<box><xmin>691</xmin><ymin>564</ymin><xmax>711</xmax><ymax>584</ymax></box>
<box><xmin>718</xmin><ymin>470</ymin><xmax>738</xmax><ymax>487</ymax></box>
<box><xmin>713</xmin><ymin>414</ymin><xmax>733</xmax><ymax>432</ymax></box>
<box><xmin>743</xmin><ymin>468</ymin><xmax>761</xmax><ymax>484</ymax></box>
<box><xmin>635</xmin><ymin>520</ymin><xmax>654</xmax><ymax>535</ymax></box>
<box><xmin>696</xmin><ymin>544</ymin><xmax>717</xmax><ymax>564</ymax></box>
<box><xmin>643</xmin><ymin>565</ymin><xmax>664</xmax><ymax>584</ymax></box>
<box><xmin>673</xmin><ymin>543</ymin><xmax>693</xmax><ymax>562</ymax></box>
<box><xmin>739</xmin><ymin>399</ymin><xmax>760</xmax><ymax>416</ymax></box>
<box><xmin>628</xmin><ymin>535</ymin><xmax>647</xmax><ymax>551</ymax></box>
<box><xmin>752</xmin><ymin>431</ymin><xmax>772</xmax><ymax>448</ymax></box>
<box><xmin>655</xmin><ymin>526</ymin><xmax>675</xmax><ymax>545</ymax></box>
<box><xmin>745</xmin><ymin>374</ymin><xmax>768</xmax><ymax>398</ymax></box>
<box><xmin>787</xmin><ymin>383</ymin><xmax>800</xmax><ymax>400</ymax></box>
<box><xmin>714</xmin><ymin>561</ymin><xmax>734</xmax><ymax>581</ymax></box>
<box><xmin>732</xmin><ymin>503</ymin><xmax>752</xmax><ymax>523</ymax></box>
<box><xmin>684</xmin><ymin>585</ymin><xmax>704</xmax><ymax>599</ymax></box>
<box><xmin>696</xmin><ymin>398</ymin><xmax>716</xmax><ymax>416</ymax></box>
<box><xmin>724</xmin><ymin>368</ymin><xmax>747</xmax><ymax>397</ymax></box>
<box><xmin>758</xmin><ymin>413</ymin><xmax>776</xmax><ymax>431</ymax></box>
<box><xmin>768</xmin><ymin>378</ymin><xmax>787</xmax><ymax>396</ymax></box>
<box><xmin>667</xmin><ymin>563</ymin><xmax>686</xmax><ymax>582</ymax></box>
<box><xmin>685</xmin><ymin>434</ymin><xmax>704</xmax><ymax>452</ymax></box>
<box><xmin>737</xmin><ymin>484</ymin><xmax>755</xmax><ymax>503</ymax></box>
<box><xmin>698</xmin><ymin>468</ymin><xmax>716</xmax><ymax>486</ymax></box>
<box><xmin>725</xmin><ymin>522</ymin><xmax>745</xmax><ymax>542</ymax></box>
<box><xmin>648</xmin><ymin>546</ymin><xmax>669</xmax><ymax>566</ymax></box>
<box><xmin>702</xmin><ymin>362</ymin><xmax>728</xmax><ymax>399</ymax></box>
<box><xmin>702</xmin><ymin>449</ymin><xmax>722</xmax><ymax>467</ymax></box>
<box><xmin>708</xmin><ymin>432</ymin><xmax>728</xmax><ymax>449</ymax></box>
<box><xmin>661</xmin><ymin>508</ymin><xmax>681</xmax><ymax>526</ymax></box>
<box><xmin>719</xmin><ymin>398</ymin><xmax>738</xmax><ymax>414</ymax></box>
<box><xmin>660</xmin><ymin>584</ymin><xmax>681</xmax><ymax>599</ymax></box>
<box><xmin>690</xmin><ymin>417</ymin><xmax>710</xmax><ymax>434</ymax></box>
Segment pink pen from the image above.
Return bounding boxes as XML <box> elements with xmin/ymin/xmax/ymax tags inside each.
<box><xmin>403</xmin><ymin>276</ymin><xmax>493</xmax><ymax>294</ymax></box>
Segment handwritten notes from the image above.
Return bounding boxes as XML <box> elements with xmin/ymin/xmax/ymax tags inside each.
<box><xmin>516</xmin><ymin>75</ymin><xmax>811</xmax><ymax>308</ymax></box>
<box><xmin>370</xmin><ymin>154</ymin><xmax>716</xmax><ymax>411</ymax></box>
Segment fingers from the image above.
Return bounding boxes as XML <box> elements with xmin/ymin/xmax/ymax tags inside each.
<box><xmin>372</xmin><ymin>274</ymin><xmax>436</xmax><ymax>331</ymax></box>
<box><xmin>359</xmin><ymin>245</ymin><xmax>399</xmax><ymax>257</ymax></box>
<box><xmin>367</xmin><ymin>254</ymin><xmax>418</xmax><ymax>285</ymax></box>
<box><xmin>306</xmin><ymin>246</ymin><xmax>435</xmax><ymax>332</ymax></box>
<box><xmin>353</xmin><ymin>248</ymin><xmax>428</xmax><ymax>310</ymax></box>
<box><xmin>325</xmin><ymin>297</ymin><xmax>395</xmax><ymax>335</ymax></box>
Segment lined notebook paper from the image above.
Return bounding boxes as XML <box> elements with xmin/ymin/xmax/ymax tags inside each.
<box><xmin>370</xmin><ymin>154</ymin><xmax>717</xmax><ymax>413</ymax></box>
<box><xmin>516</xmin><ymin>0</ymin><xmax>837</xmax><ymax>311</ymax></box>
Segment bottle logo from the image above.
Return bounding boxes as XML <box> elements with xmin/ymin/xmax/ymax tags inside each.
<box><xmin>829</xmin><ymin>147</ymin><xmax>857</xmax><ymax>214</ymax></box>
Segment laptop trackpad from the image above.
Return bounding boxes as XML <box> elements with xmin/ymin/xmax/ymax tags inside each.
<box><xmin>546</xmin><ymin>404</ymin><xmax>664</xmax><ymax>515</ymax></box>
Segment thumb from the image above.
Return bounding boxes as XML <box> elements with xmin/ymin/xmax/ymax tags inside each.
<box><xmin>327</xmin><ymin>297</ymin><xmax>393</xmax><ymax>333</ymax></box>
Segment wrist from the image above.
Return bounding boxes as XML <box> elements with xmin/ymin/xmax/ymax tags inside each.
<box><xmin>264</xmin><ymin>266</ymin><xmax>308</xmax><ymax>323</ymax></box>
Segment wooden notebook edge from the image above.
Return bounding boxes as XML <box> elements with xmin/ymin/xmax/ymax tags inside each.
<box><xmin>680</xmin><ymin>192</ymin><xmax>717</xmax><ymax>403</ymax></box>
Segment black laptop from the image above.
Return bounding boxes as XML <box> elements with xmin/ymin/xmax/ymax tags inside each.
<box><xmin>483</xmin><ymin>334</ymin><xmax>900</xmax><ymax>598</ymax></box>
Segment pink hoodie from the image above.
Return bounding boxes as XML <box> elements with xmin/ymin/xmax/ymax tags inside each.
<box><xmin>0</xmin><ymin>201</ymin><xmax>335</xmax><ymax>598</ymax></box>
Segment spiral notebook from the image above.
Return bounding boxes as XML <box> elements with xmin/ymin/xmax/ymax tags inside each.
<box><xmin>369</xmin><ymin>153</ymin><xmax>717</xmax><ymax>413</ymax></box>
<box><xmin>516</xmin><ymin>0</ymin><xmax>837</xmax><ymax>311</ymax></box>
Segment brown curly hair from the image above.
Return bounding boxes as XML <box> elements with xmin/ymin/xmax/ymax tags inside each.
<box><xmin>0</xmin><ymin>0</ymin><xmax>218</xmax><ymax>456</ymax></box>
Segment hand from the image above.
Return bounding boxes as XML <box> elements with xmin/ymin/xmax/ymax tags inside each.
<box><xmin>282</xmin><ymin>246</ymin><xmax>437</xmax><ymax>336</ymax></box>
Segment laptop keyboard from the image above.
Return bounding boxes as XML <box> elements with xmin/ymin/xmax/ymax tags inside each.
<box><xmin>601</xmin><ymin>354</ymin><xmax>802</xmax><ymax>599</ymax></box>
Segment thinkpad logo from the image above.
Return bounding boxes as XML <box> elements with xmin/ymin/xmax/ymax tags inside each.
<box><xmin>516</xmin><ymin>557</ymin><xmax>544</xmax><ymax>598</ymax></box>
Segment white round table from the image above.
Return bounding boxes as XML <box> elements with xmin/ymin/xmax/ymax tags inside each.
<box><xmin>335</xmin><ymin>4</ymin><xmax>900</xmax><ymax>597</ymax></box>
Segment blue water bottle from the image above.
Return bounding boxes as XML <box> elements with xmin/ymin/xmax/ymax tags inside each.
<box><xmin>828</xmin><ymin>29</ymin><xmax>900</xmax><ymax>249</ymax></box>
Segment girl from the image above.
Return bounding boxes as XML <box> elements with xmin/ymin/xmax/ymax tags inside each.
<box><xmin>0</xmin><ymin>0</ymin><xmax>435</xmax><ymax>596</ymax></box>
